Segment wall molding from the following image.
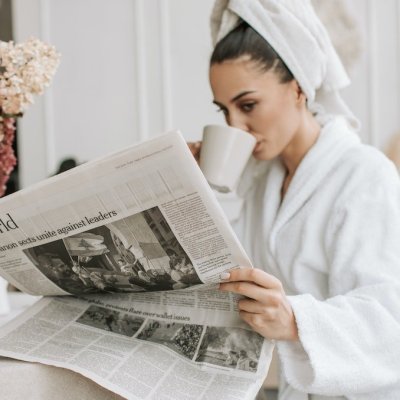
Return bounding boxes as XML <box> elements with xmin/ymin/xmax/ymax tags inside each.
<box><xmin>39</xmin><ymin>0</ymin><xmax>56</xmax><ymax>174</ymax></box>
<box><xmin>397</xmin><ymin>0</ymin><xmax>400</xmax><ymax>132</ymax></box>
<box><xmin>159</xmin><ymin>0</ymin><xmax>173</xmax><ymax>132</ymax></box>
<box><xmin>11</xmin><ymin>0</ymin><xmax>48</xmax><ymax>187</ymax></box>
<box><xmin>366</xmin><ymin>0</ymin><xmax>379</xmax><ymax>147</ymax></box>
<box><xmin>133</xmin><ymin>0</ymin><xmax>148</xmax><ymax>141</ymax></box>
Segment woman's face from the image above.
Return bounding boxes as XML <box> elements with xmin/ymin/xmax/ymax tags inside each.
<box><xmin>209</xmin><ymin>57</ymin><xmax>304</xmax><ymax>161</ymax></box>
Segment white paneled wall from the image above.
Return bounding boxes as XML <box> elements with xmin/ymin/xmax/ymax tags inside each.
<box><xmin>11</xmin><ymin>0</ymin><xmax>400</xmax><ymax>188</ymax></box>
<box><xmin>341</xmin><ymin>0</ymin><xmax>400</xmax><ymax>148</ymax></box>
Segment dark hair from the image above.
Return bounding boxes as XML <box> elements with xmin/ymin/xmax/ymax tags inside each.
<box><xmin>210</xmin><ymin>21</ymin><xmax>294</xmax><ymax>83</ymax></box>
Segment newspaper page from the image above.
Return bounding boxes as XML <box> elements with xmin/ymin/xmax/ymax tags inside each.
<box><xmin>0</xmin><ymin>292</ymin><xmax>274</xmax><ymax>399</ymax></box>
<box><xmin>0</xmin><ymin>131</ymin><xmax>251</xmax><ymax>296</ymax></box>
<box><xmin>0</xmin><ymin>131</ymin><xmax>274</xmax><ymax>398</ymax></box>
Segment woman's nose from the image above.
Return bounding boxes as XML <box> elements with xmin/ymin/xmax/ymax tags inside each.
<box><xmin>227</xmin><ymin>115</ymin><xmax>249</xmax><ymax>132</ymax></box>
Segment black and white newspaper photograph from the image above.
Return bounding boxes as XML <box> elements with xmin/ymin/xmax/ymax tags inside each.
<box><xmin>196</xmin><ymin>326</ymin><xmax>264</xmax><ymax>372</ymax></box>
<box><xmin>76</xmin><ymin>305</ymin><xmax>145</xmax><ymax>337</ymax></box>
<box><xmin>137</xmin><ymin>319</ymin><xmax>203</xmax><ymax>359</ymax></box>
<box><xmin>23</xmin><ymin>206</ymin><xmax>202</xmax><ymax>295</ymax></box>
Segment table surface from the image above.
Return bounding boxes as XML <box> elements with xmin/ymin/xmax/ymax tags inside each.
<box><xmin>0</xmin><ymin>293</ymin><xmax>123</xmax><ymax>399</ymax></box>
<box><xmin>0</xmin><ymin>356</ymin><xmax>124</xmax><ymax>400</ymax></box>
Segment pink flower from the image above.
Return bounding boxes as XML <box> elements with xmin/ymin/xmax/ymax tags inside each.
<box><xmin>0</xmin><ymin>37</ymin><xmax>60</xmax><ymax>196</ymax></box>
<box><xmin>0</xmin><ymin>117</ymin><xmax>17</xmax><ymax>197</ymax></box>
<box><xmin>0</xmin><ymin>38</ymin><xmax>60</xmax><ymax>115</ymax></box>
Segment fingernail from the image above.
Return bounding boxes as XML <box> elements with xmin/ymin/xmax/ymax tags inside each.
<box><xmin>220</xmin><ymin>272</ymin><xmax>230</xmax><ymax>280</ymax></box>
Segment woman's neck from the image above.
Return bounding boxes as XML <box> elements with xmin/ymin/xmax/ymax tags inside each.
<box><xmin>280</xmin><ymin>112</ymin><xmax>321</xmax><ymax>178</ymax></box>
<box><xmin>279</xmin><ymin>112</ymin><xmax>321</xmax><ymax>200</ymax></box>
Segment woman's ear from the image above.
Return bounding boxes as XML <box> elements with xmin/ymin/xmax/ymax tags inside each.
<box><xmin>289</xmin><ymin>80</ymin><xmax>305</xmax><ymax>106</ymax></box>
<box><xmin>295</xmin><ymin>81</ymin><xmax>306</xmax><ymax>105</ymax></box>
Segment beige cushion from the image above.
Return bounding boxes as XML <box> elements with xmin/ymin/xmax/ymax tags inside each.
<box><xmin>0</xmin><ymin>357</ymin><xmax>124</xmax><ymax>400</ymax></box>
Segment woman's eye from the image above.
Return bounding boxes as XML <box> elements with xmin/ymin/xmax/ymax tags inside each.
<box><xmin>240</xmin><ymin>102</ymin><xmax>256</xmax><ymax>112</ymax></box>
<box><xmin>216</xmin><ymin>107</ymin><xmax>228</xmax><ymax>116</ymax></box>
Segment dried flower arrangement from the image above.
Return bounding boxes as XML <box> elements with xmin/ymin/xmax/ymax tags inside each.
<box><xmin>0</xmin><ymin>37</ymin><xmax>60</xmax><ymax>196</ymax></box>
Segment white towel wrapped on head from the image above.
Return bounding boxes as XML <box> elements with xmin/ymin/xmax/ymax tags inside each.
<box><xmin>210</xmin><ymin>0</ymin><xmax>359</xmax><ymax>129</ymax></box>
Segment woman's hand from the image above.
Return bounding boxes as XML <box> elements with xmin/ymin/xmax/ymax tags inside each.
<box><xmin>219</xmin><ymin>268</ymin><xmax>299</xmax><ymax>341</ymax></box>
<box><xmin>187</xmin><ymin>141</ymin><xmax>202</xmax><ymax>163</ymax></box>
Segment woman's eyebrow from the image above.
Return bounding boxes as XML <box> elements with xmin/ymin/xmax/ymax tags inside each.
<box><xmin>213</xmin><ymin>90</ymin><xmax>256</xmax><ymax>107</ymax></box>
<box><xmin>231</xmin><ymin>90</ymin><xmax>256</xmax><ymax>102</ymax></box>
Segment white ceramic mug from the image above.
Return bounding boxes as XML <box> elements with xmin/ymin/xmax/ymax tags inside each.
<box><xmin>199</xmin><ymin>124</ymin><xmax>256</xmax><ymax>192</ymax></box>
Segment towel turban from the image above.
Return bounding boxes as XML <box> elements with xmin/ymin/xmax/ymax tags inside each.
<box><xmin>210</xmin><ymin>0</ymin><xmax>359</xmax><ymax>130</ymax></box>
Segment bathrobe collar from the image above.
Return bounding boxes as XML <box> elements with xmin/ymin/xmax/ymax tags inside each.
<box><xmin>251</xmin><ymin>117</ymin><xmax>360</xmax><ymax>255</ymax></box>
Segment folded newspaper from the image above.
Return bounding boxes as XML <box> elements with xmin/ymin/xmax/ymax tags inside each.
<box><xmin>0</xmin><ymin>131</ymin><xmax>274</xmax><ymax>400</ymax></box>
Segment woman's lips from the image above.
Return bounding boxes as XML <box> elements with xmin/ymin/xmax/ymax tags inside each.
<box><xmin>253</xmin><ymin>141</ymin><xmax>262</xmax><ymax>154</ymax></box>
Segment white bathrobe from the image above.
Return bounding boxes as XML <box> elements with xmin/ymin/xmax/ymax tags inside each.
<box><xmin>233</xmin><ymin>117</ymin><xmax>400</xmax><ymax>400</ymax></box>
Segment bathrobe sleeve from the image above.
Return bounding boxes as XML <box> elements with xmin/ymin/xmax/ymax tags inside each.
<box><xmin>277</xmin><ymin>161</ymin><xmax>400</xmax><ymax>398</ymax></box>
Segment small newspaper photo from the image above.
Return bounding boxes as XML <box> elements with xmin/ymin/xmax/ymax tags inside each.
<box><xmin>0</xmin><ymin>131</ymin><xmax>274</xmax><ymax>400</ymax></box>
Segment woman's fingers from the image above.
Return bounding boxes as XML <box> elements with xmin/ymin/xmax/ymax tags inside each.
<box><xmin>237</xmin><ymin>297</ymin><xmax>260</xmax><ymax>313</ymax></box>
<box><xmin>220</xmin><ymin>280</ymin><xmax>283</xmax><ymax>305</ymax></box>
<box><xmin>220</xmin><ymin>281</ymin><xmax>265</xmax><ymax>301</ymax></box>
<box><xmin>237</xmin><ymin>298</ymin><xmax>278</xmax><ymax>315</ymax></box>
<box><xmin>221</xmin><ymin>267</ymin><xmax>282</xmax><ymax>289</ymax></box>
<box><xmin>219</xmin><ymin>268</ymin><xmax>298</xmax><ymax>341</ymax></box>
<box><xmin>187</xmin><ymin>141</ymin><xmax>202</xmax><ymax>162</ymax></box>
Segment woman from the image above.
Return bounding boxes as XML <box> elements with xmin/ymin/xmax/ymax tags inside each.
<box><xmin>190</xmin><ymin>1</ymin><xmax>400</xmax><ymax>399</ymax></box>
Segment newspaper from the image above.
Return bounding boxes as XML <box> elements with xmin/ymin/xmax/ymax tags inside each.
<box><xmin>0</xmin><ymin>131</ymin><xmax>274</xmax><ymax>399</ymax></box>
